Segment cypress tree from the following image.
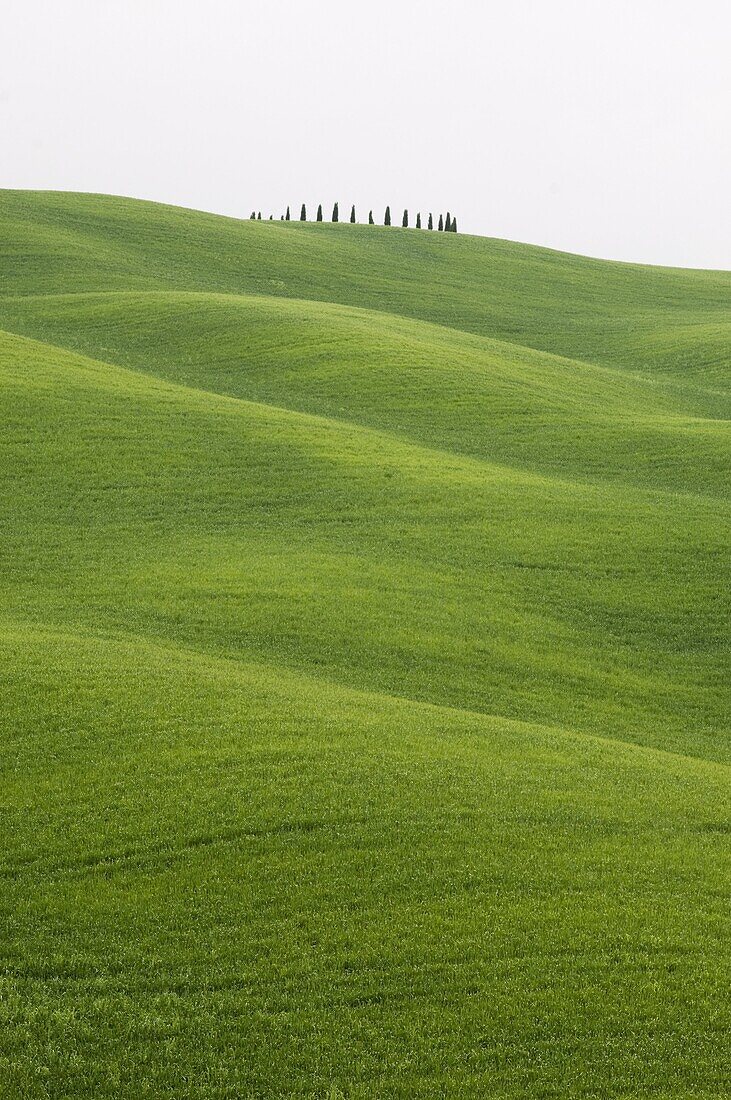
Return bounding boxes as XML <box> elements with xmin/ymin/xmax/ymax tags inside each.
<box><xmin>269</xmin><ymin>214</ymin><xmax>273</xmax><ymax>220</ymax></box>
<box><xmin>452</xmin><ymin>217</ymin><xmax>458</xmax><ymax>233</ymax></box>
<box><xmin>438</xmin><ymin>214</ymin><xmax>443</xmax><ymax>231</ymax></box>
<box><xmin>300</xmin><ymin>203</ymin><xmax>307</xmax><ymax>221</ymax></box>
<box><xmin>285</xmin><ymin>206</ymin><xmax>290</xmax><ymax>221</ymax></box>
<box><xmin>416</xmin><ymin>212</ymin><xmax>422</xmax><ymax>229</ymax></box>
<box><xmin>428</xmin><ymin>213</ymin><xmax>433</xmax><ymax>230</ymax></box>
<box><xmin>445</xmin><ymin>212</ymin><xmax>452</xmax><ymax>232</ymax></box>
<box><xmin>402</xmin><ymin>209</ymin><xmax>408</xmax><ymax>228</ymax></box>
<box><xmin>250</xmin><ymin>211</ymin><xmax>256</xmax><ymax>219</ymax></box>
<box><xmin>368</xmin><ymin>210</ymin><xmax>374</xmax><ymax>224</ymax></box>
<box><xmin>332</xmin><ymin>202</ymin><xmax>339</xmax><ymax>222</ymax></box>
<box><xmin>384</xmin><ymin>206</ymin><xmax>391</xmax><ymax>226</ymax></box>
<box><xmin>350</xmin><ymin>205</ymin><xmax>356</xmax><ymax>223</ymax></box>
<box><xmin>257</xmin><ymin>212</ymin><xmax>262</xmax><ymax>220</ymax></box>
<box><xmin>316</xmin><ymin>204</ymin><xmax>323</xmax><ymax>222</ymax></box>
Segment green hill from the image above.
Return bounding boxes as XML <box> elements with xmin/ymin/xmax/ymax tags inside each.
<box><xmin>1</xmin><ymin>190</ymin><xmax>729</xmax><ymax>1099</ymax></box>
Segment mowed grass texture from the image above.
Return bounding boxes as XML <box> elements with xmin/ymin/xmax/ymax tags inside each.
<box><xmin>0</xmin><ymin>191</ymin><xmax>729</xmax><ymax>1099</ymax></box>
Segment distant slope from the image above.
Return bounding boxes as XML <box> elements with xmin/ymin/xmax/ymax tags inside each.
<box><xmin>0</xmin><ymin>191</ymin><xmax>729</xmax><ymax>1099</ymax></box>
<box><xmin>1</xmin><ymin>189</ymin><xmax>730</xmax><ymax>378</ymax></box>
<box><xmin>0</xmin><ymin>289</ymin><xmax>728</xmax><ymax>489</ymax></box>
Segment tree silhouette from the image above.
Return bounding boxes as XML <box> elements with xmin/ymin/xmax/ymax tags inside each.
<box><xmin>300</xmin><ymin>204</ymin><xmax>307</xmax><ymax>221</ymax></box>
<box><xmin>257</xmin><ymin>212</ymin><xmax>262</xmax><ymax>220</ymax></box>
<box><xmin>438</xmin><ymin>214</ymin><xmax>444</xmax><ymax>231</ymax></box>
<box><xmin>402</xmin><ymin>209</ymin><xmax>409</xmax><ymax>228</ymax></box>
<box><xmin>428</xmin><ymin>213</ymin><xmax>433</xmax><ymax>230</ymax></box>
<box><xmin>369</xmin><ymin>210</ymin><xmax>374</xmax><ymax>224</ymax></box>
<box><xmin>332</xmin><ymin>202</ymin><xmax>339</xmax><ymax>222</ymax></box>
<box><xmin>451</xmin><ymin>217</ymin><xmax>458</xmax><ymax>233</ymax></box>
<box><xmin>445</xmin><ymin>212</ymin><xmax>452</xmax><ymax>232</ymax></box>
<box><xmin>250</xmin><ymin>211</ymin><xmax>256</xmax><ymax>219</ymax></box>
<box><xmin>316</xmin><ymin>204</ymin><xmax>323</xmax><ymax>222</ymax></box>
<box><xmin>350</xmin><ymin>205</ymin><xmax>356</xmax><ymax>223</ymax></box>
<box><xmin>384</xmin><ymin>206</ymin><xmax>391</xmax><ymax>226</ymax></box>
<box><xmin>416</xmin><ymin>212</ymin><xmax>422</xmax><ymax>229</ymax></box>
<box><xmin>285</xmin><ymin>206</ymin><xmax>290</xmax><ymax>221</ymax></box>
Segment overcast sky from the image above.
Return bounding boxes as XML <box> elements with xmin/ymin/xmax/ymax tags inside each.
<box><xmin>2</xmin><ymin>0</ymin><xmax>730</xmax><ymax>268</ymax></box>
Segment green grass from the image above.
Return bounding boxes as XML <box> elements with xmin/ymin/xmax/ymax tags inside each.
<box><xmin>0</xmin><ymin>190</ymin><xmax>729</xmax><ymax>1098</ymax></box>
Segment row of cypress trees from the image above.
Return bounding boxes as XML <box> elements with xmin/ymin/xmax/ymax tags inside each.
<box><xmin>249</xmin><ymin>205</ymin><xmax>458</xmax><ymax>232</ymax></box>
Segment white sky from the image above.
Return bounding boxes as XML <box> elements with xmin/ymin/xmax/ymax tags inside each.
<box><xmin>2</xmin><ymin>0</ymin><xmax>730</xmax><ymax>267</ymax></box>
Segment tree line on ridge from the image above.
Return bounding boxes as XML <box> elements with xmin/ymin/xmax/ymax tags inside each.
<box><xmin>249</xmin><ymin>204</ymin><xmax>458</xmax><ymax>232</ymax></box>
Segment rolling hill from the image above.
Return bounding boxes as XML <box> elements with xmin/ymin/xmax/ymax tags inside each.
<box><xmin>1</xmin><ymin>190</ymin><xmax>729</xmax><ymax>1099</ymax></box>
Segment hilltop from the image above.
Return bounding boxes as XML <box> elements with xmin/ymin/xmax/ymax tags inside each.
<box><xmin>0</xmin><ymin>190</ymin><xmax>729</xmax><ymax>1099</ymax></box>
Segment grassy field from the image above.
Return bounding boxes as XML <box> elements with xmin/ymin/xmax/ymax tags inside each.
<box><xmin>0</xmin><ymin>190</ymin><xmax>729</xmax><ymax>1098</ymax></box>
